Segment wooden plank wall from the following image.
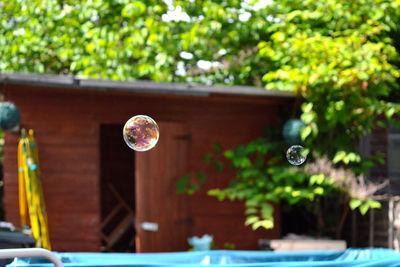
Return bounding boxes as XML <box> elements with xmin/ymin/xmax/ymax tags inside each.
<box><xmin>3</xmin><ymin>84</ymin><xmax>291</xmax><ymax>251</ymax></box>
<box><xmin>4</xmin><ymin>86</ymin><xmax>101</xmax><ymax>252</ymax></box>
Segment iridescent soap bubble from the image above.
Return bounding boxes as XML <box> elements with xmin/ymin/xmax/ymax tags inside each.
<box><xmin>286</xmin><ymin>145</ymin><xmax>307</xmax><ymax>166</ymax></box>
<box><xmin>123</xmin><ymin>115</ymin><xmax>159</xmax><ymax>151</ymax></box>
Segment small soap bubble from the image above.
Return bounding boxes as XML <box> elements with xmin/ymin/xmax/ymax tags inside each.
<box><xmin>286</xmin><ymin>145</ymin><xmax>306</xmax><ymax>166</ymax></box>
<box><xmin>123</xmin><ymin>115</ymin><xmax>159</xmax><ymax>151</ymax></box>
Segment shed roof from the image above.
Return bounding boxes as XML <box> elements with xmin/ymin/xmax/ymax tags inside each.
<box><xmin>0</xmin><ymin>73</ymin><xmax>295</xmax><ymax>98</ymax></box>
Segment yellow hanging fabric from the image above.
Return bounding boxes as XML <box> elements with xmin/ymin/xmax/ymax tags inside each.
<box><xmin>18</xmin><ymin>141</ymin><xmax>27</xmax><ymax>228</ymax></box>
<box><xmin>18</xmin><ymin>129</ymin><xmax>51</xmax><ymax>250</ymax></box>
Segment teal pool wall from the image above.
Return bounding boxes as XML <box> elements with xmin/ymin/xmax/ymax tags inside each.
<box><xmin>7</xmin><ymin>248</ymin><xmax>400</xmax><ymax>267</ymax></box>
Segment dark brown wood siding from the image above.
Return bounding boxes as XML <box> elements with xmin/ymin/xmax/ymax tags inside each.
<box><xmin>3</xmin><ymin>84</ymin><xmax>290</xmax><ymax>252</ymax></box>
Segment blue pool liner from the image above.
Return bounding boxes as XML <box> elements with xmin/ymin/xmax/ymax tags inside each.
<box><xmin>7</xmin><ymin>248</ymin><xmax>400</xmax><ymax>267</ymax></box>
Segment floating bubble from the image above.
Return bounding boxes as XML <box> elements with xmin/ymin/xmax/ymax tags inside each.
<box><xmin>123</xmin><ymin>115</ymin><xmax>159</xmax><ymax>151</ymax></box>
<box><xmin>286</xmin><ymin>145</ymin><xmax>306</xmax><ymax>166</ymax></box>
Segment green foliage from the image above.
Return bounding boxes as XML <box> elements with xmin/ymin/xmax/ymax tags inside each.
<box><xmin>176</xmin><ymin>172</ymin><xmax>206</xmax><ymax>195</ymax></box>
<box><xmin>178</xmin><ymin>137</ymin><xmax>340</xmax><ymax>230</ymax></box>
<box><xmin>0</xmin><ymin>0</ymin><xmax>174</xmax><ymax>81</ymax></box>
<box><xmin>0</xmin><ymin>0</ymin><xmax>274</xmax><ymax>85</ymax></box>
<box><xmin>261</xmin><ymin>0</ymin><xmax>400</xmax><ymax>166</ymax></box>
<box><xmin>178</xmin><ymin>137</ymin><xmax>387</xmax><ymax>235</ymax></box>
<box><xmin>1</xmin><ymin>0</ymin><xmax>399</xmax><ymax>96</ymax></box>
<box><xmin>350</xmin><ymin>198</ymin><xmax>381</xmax><ymax>215</ymax></box>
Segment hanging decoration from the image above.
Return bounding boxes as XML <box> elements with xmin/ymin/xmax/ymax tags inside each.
<box><xmin>0</xmin><ymin>102</ymin><xmax>21</xmax><ymax>131</ymax></box>
<box><xmin>283</xmin><ymin>119</ymin><xmax>306</xmax><ymax>145</ymax></box>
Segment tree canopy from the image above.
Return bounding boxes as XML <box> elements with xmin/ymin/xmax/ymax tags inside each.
<box><xmin>0</xmin><ymin>0</ymin><xmax>274</xmax><ymax>84</ymax></box>
<box><xmin>1</xmin><ymin>0</ymin><xmax>399</xmax><ymax>89</ymax></box>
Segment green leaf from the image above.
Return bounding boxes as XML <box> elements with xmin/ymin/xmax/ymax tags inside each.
<box><xmin>176</xmin><ymin>174</ymin><xmax>191</xmax><ymax>194</ymax></box>
<box><xmin>386</xmin><ymin>107</ymin><xmax>395</xmax><ymax>118</ymax></box>
<box><xmin>359</xmin><ymin>202</ymin><xmax>369</xmax><ymax>215</ymax></box>
<box><xmin>310</xmin><ymin>174</ymin><xmax>325</xmax><ymax>185</ymax></box>
<box><xmin>224</xmin><ymin>150</ymin><xmax>234</xmax><ymax>159</ymax></box>
<box><xmin>245</xmin><ymin>198</ymin><xmax>259</xmax><ymax>207</ymax></box>
<box><xmin>187</xmin><ymin>184</ymin><xmax>200</xmax><ymax>195</ymax></box>
<box><xmin>368</xmin><ymin>200</ymin><xmax>382</xmax><ymax>209</ymax></box>
<box><xmin>377</xmin><ymin>121</ymin><xmax>387</xmax><ymax>128</ymax></box>
<box><xmin>300</xmin><ymin>126</ymin><xmax>312</xmax><ymax>141</ymax></box>
<box><xmin>301</xmin><ymin>113</ymin><xmax>314</xmax><ymax>124</ymax></box>
<box><xmin>122</xmin><ymin>2</ymin><xmax>146</xmax><ymax>17</ymax></box>
<box><xmin>302</xmin><ymin>103</ymin><xmax>313</xmax><ymax>113</ymax></box>
<box><xmin>233</xmin><ymin>157</ymin><xmax>252</xmax><ymax>168</ymax></box>
<box><xmin>207</xmin><ymin>188</ymin><xmax>221</xmax><ymax>197</ymax></box>
<box><xmin>260</xmin><ymin>203</ymin><xmax>274</xmax><ymax>218</ymax></box>
<box><xmin>333</xmin><ymin>151</ymin><xmax>346</xmax><ymax>164</ymax></box>
<box><xmin>213</xmin><ymin>161</ymin><xmax>224</xmax><ymax>172</ymax></box>
<box><xmin>245</xmin><ymin>215</ymin><xmax>259</xmax><ymax>226</ymax></box>
<box><xmin>208</xmin><ymin>188</ymin><xmax>225</xmax><ymax>201</ymax></box>
<box><xmin>196</xmin><ymin>172</ymin><xmax>207</xmax><ymax>182</ymax></box>
<box><xmin>214</xmin><ymin>142</ymin><xmax>222</xmax><ymax>154</ymax></box>
<box><xmin>203</xmin><ymin>153</ymin><xmax>213</xmax><ymax>163</ymax></box>
<box><xmin>347</xmin><ymin>153</ymin><xmax>361</xmax><ymax>163</ymax></box>
<box><xmin>313</xmin><ymin>187</ymin><xmax>324</xmax><ymax>195</ymax></box>
<box><xmin>245</xmin><ymin>207</ymin><xmax>257</xmax><ymax>215</ymax></box>
<box><xmin>252</xmin><ymin>219</ymin><xmax>274</xmax><ymax>230</ymax></box>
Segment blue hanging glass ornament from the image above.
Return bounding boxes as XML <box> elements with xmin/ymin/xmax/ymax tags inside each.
<box><xmin>283</xmin><ymin>119</ymin><xmax>306</xmax><ymax>145</ymax></box>
<box><xmin>0</xmin><ymin>102</ymin><xmax>21</xmax><ymax>131</ymax></box>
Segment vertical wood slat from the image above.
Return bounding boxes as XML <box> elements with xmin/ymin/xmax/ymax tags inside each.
<box><xmin>389</xmin><ymin>198</ymin><xmax>394</xmax><ymax>249</ymax></box>
<box><xmin>369</xmin><ymin>208</ymin><xmax>375</xmax><ymax>247</ymax></box>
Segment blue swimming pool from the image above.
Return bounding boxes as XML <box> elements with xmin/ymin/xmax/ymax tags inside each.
<box><xmin>7</xmin><ymin>248</ymin><xmax>400</xmax><ymax>267</ymax></box>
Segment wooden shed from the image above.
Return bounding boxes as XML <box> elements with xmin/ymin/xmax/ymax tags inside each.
<box><xmin>0</xmin><ymin>73</ymin><xmax>294</xmax><ymax>252</ymax></box>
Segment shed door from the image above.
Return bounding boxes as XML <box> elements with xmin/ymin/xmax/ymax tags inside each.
<box><xmin>135</xmin><ymin>121</ymin><xmax>191</xmax><ymax>252</ymax></box>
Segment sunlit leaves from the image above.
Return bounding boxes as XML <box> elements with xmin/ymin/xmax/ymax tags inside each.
<box><xmin>358</xmin><ymin>199</ymin><xmax>382</xmax><ymax>215</ymax></box>
<box><xmin>0</xmin><ymin>0</ymin><xmax>172</xmax><ymax>80</ymax></box>
<box><xmin>332</xmin><ymin>151</ymin><xmax>361</xmax><ymax>165</ymax></box>
<box><xmin>260</xmin><ymin>0</ymin><xmax>400</xmax><ymax>163</ymax></box>
<box><xmin>0</xmin><ymin>0</ymin><xmax>279</xmax><ymax>86</ymax></box>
